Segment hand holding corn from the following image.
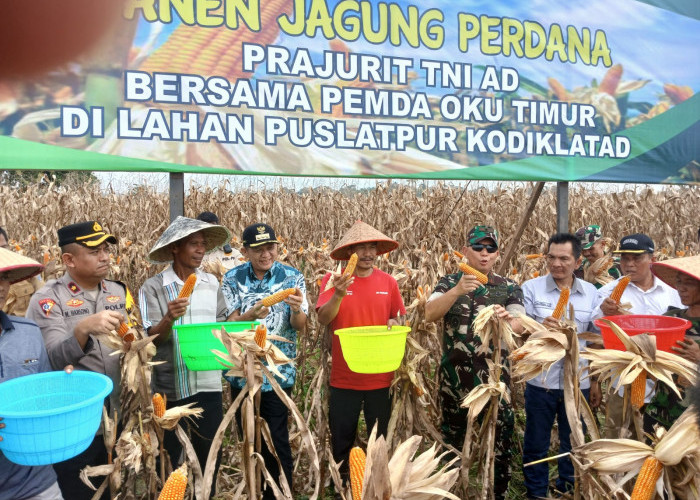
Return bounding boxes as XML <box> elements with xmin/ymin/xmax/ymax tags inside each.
<box><xmin>166</xmin><ymin>297</ymin><xmax>189</xmax><ymax>322</ymax></box>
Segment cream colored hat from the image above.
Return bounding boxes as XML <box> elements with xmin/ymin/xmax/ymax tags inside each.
<box><xmin>330</xmin><ymin>220</ymin><xmax>398</xmax><ymax>260</ymax></box>
<box><xmin>0</xmin><ymin>247</ymin><xmax>43</xmax><ymax>284</ymax></box>
<box><xmin>651</xmin><ymin>255</ymin><xmax>700</xmax><ymax>289</ymax></box>
<box><xmin>148</xmin><ymin>216</ymin><xmax>231</xmax><ymax>263</ymax></box>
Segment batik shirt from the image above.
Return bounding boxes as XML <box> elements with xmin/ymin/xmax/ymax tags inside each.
<box><xmin>222</xmin><ymin>261</ymin><xmax>308</xmax><ymax>391</ymax></box>
<box><xmin>645</xmin><ymin>307</ymin><xmax>699</xmax><ymax>429</ymax></box>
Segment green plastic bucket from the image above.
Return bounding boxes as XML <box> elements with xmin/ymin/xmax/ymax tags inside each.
<box><xmin>174</xmin><ymin>321</ymin><xmax>259</xmax><ymax>371</ymax></box>
<box><xmin>335</xmin><ymin>325</ymin><xmax>410</xmax><ymax>374</ymax></box>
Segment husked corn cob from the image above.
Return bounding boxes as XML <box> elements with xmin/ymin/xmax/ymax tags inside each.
<box><xmin>261</xmin><ymin>288</ymin><xmax>295</xmax><ymax>307</ymax></box>
<box><xmin>178</xmin><ymin>274</ymin><xmax>197</xmax><ymax>299</ymax></box>
<box><xmin>152</xmin><ymin>393</ymin><xmax>166</xmax><ymax>418</ymax></box>
<box><xmin>552</xmin><ymin>287</ymin><xmax>570</xmax><ymax>319</ymax></box>
<box><xmin>631</xmin><ymin>371</ymin><xmax>647</xmax><ymax>410</ymax></box>
<box><xmin>548</xmin><ymin>77</ymin><xmax>569</xmax><ymax>101</ymax></box>
<box><xmin>453</xmin><ymin>250</ymin><xmax>464</xmax><ymax>259</ymax></box>
<box><xmin>630</xmin><ymin>456</ymin><xmax>662</xmax><ymax>500</ymax></box>
<box><xmin>525</xmin><ymin>253</ymin><xmax>543</xmax><ymax>260</ymax></box>
<box><xmin>344</xmin><ymin>253</ymin><xmax>358</xmax><ymax>277</ymax></box>
<box><xmin>458</xmin><ymin>262</ymin><xmax>488</xmax><ymax>285</ymax></box>
<box><xmin>117</xmin><ymin>322</ymin><xmax>135</xmax><ymax>343</ymax></box>
<box><xmin>254</xmin><ymin>324</ymin><xmax>267</xmax><ymax>348</ymax></box>
<box><xmin>158</xmin><ymin>463</ymin><xmax>188</xmax><ymax>500</ymax></box>
<box><xmin>610</xmin><ymin>276</ymin><xmax>631</xmax><ymax>303</ymax></box>
<box><xmin>599</xmin><ymin>64</ymin><xmax>623</xmax><ymax>95</ymax></box>
<box><xmin>349</xmin><ymin>446</ymin><xmax>366</xmax><ymax>500</ymax></box>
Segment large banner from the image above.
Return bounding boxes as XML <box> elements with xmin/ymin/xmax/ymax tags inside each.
<box><xmin>1</xmin><ymin>0</ymin><xmax>698</xmax><ymax>183</ymax></box>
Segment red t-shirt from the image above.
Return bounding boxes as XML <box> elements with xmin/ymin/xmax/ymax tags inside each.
<box><xmin>316</xmin><ymin>268</ymin><xmax>406</xmax><ymax>390</ymax></box>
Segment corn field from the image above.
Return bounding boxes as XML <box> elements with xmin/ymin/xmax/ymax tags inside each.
<box><xmin>1</xmin><ymin>179</ymin><xmax>699</xmax><ymax>499</ymax></box>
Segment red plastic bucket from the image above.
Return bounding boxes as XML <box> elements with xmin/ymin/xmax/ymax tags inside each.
<box><xmin>594</xmin><ymin>315</ymin><xmax>690</xmax><ymax>352</ymax></box>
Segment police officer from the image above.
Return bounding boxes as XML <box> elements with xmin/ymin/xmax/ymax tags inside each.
<box><xmin>27</xmin><ymin>221</ymin><xmax>129</xmax><ymax>500</ymax></box>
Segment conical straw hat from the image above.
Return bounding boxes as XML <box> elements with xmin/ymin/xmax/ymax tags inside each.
<box><xmin>651</xmin><ymin>255</ymin><xmax>700</xmax><ymax>289</ymax></box>
<box><xmin>148</xmin><ymin>216</ymin><xmax>231</xmax><ymax>263</ymax></box>
<box><xmin>330</xmin><ymin>220</ymin><xmax>398</xmax><ymax>260</ymax></box>
<box><xmin>0</xmin><ymin>247</ymin><xmax>43</xmax><ymax>284</ymax></box>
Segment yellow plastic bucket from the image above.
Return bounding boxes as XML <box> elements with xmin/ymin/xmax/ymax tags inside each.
<box><xmin>334</xmin><ymin>325</ymin><xmax>410</xmax><ymax>374</ymax></box>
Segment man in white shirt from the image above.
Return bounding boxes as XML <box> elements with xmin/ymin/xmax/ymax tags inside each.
<box><xmin>593</xmin><ymin>233</ymin><xmax>681</xmax><ymax>438</ymax></box>
<box><xmin>521</xmin><ymin>233</ymin><xmax>600</xmax><ymax>499</ymax></box>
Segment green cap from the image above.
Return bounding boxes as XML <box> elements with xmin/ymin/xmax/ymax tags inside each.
<box><xmin>467</xmin><ymin>225</ymin><xmax>499</xmax><ymax>247</ymax></box>
<box><xmin>574</xmin><ymin>225</ymin><xmax>602</xmax><ymax>250</ymax></box>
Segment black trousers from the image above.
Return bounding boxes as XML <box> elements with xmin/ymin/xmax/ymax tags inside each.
<box><xmin>231</xmin><ymin>386</ymin><xmax>294</xmax><ymax>500</ymax></box>
<box><xmin>53</xmin><ymin>433</ymin><xmax>109</xmax><ymax>500</ymax></box>
<box><xmin>329</xmin><ymin>386</ymin><xmax>391</xmax><ymax>478</ymax></box>
<box><xmin>163</xmin><ymin>391</ymin><xmax>223</xmax><ymax>496</ymax></box>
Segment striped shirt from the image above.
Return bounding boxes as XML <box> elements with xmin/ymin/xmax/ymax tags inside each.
<box><xmin>139</xmin><ymin>267</ymin><xmax>230</xmax><ymax>401</ymax></box>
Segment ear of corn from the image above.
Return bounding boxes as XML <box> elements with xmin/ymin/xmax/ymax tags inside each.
<box><xmin>349</xmin><ymin>446</ymin><xmax>366</xmax><ymax>500</ymax></box>
<box><xmin>158</xmin><ymin>463</ymin><xmax>188</xmax><ymax>500</ymax></box>
<box><xmin>177</xmin><ymin>274</ymin><xmax>197</xmax><ymax>299</ymax></box>
<box><xmin>261</xmin><ymin>287</ymin><xmax>296</xmax><ymax>307</ymax></box>
<box><xmin>254</xmin><ymin>324</ymin><xmax>267</xmax><ymax>348</ymax></box>
<box><xmin>344</xmin><ymin>253</ymin><xmax>358</xmax><ymax>277</ymax></box>
<box><xmin>525</xmin><ymin>253</ymin><xmax>543</xmax><ymax>260</ymax></box>
<box><xmin>117</xmin><ymin>322</ymin><xmax>135</xmax><ymax>343</ymax></box>
<box><xmin>610</xmin><ymin>276</ymin><xmax>631</xmax><ymax>303</ymax></box>
<box><xmin>630</xmin><ymin>456</ymin><xmax>662</xmax><ymax>500</ymax></box>
<box><xmin>152</xmin><ymin>393</ymin><xmax>166</xmax><ymax>418</ymax></box>
<box><xmin>552</xmin><ymin>287</ymin><xmax>570</xmax><ymax>319</ymax></box>
<box><xmin>458</xmin><ymin>262</ymin><xmax>488</xmax><ymax>285</ymax></box>
<box><xmin>630</xmin><ymin>371</ymin><xmax>647</xmax><ymax>410</ymax></box>
<box><xmin>599</xmin><ymin>63</ymin><xmax>623</xmax><ymax>95</ymax></box>
<box><xmin>453</xmin><ymin>250</ymin><xmax>464</xmax><ymax>259</ymax></box>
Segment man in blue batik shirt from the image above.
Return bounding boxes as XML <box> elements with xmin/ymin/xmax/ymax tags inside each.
<box><xmin>222</xmin><ymin>223</ymin><xmax>307</xmax><ymax>499</ymax></box>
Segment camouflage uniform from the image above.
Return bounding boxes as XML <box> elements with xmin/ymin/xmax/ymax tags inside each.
<box><xmin>431</xmin><ymin>270</ymin><xmax>525</xmax><ymax>498</ymax></box>
<box><xmin>645</xmin><ymin>307</ymin><xmax>700</xmax><ymax>429</ymax></box>
<box><xmin>574</xmin><ymin>224</ymin><xmax>622</xmax><ymax>288</ymax></box>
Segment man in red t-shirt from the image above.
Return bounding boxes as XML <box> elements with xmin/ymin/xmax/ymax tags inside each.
<box><xmin>316</xmin><ymin>221</ymin><xmax>405</xmax><ymax>483</ymax></box>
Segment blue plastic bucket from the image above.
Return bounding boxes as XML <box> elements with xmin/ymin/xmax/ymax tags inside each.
<box><xmin>0</xmin><ymin>370</ymin><xmax>113</xmax><ymax>465</ymax></box>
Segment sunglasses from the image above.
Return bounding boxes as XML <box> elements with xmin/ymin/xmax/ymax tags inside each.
<box><xmin>471</xmin><ymin>244</ymin><xmax>498</xmax><ymax>253</ymax></box>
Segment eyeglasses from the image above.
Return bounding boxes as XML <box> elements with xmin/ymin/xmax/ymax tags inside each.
<box><xmin>471</xmin><ymin>244</ymin><xmax>498</xmax><ymax>253</ymax></box>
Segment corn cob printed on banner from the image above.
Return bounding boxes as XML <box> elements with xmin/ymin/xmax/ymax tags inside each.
<box><xmin>0</xmin><ymin>0</ymin><xmax>698</xmax><ymax>184</ymax></box>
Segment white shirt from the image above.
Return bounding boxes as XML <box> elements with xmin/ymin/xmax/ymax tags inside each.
<box><xmin>593</xmin><ymin>275</ymin><xmax>682</xmax><ymax>400</ymax></box>
<box><xmin>522</xmin><ymin>274</ymin><xmax>598</xmax><ymax>390</ymax></box>
<box><xmin>593</xmin><ymin>275</ymin><xmax>682</xmax><ymax>319</ymax></box>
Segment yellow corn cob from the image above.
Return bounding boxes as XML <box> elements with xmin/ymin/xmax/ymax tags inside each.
<box><xmin>344</xmin><ymin>253</ymin><xmax>359</xmax><ymax>277</ymax></box>
<box><xmin>630</xmin><ymin>456</ymin><xmax>663</xmax><ymax>500</ymax></box>
<box><xmin>453</xmin><ymin>250</ymin><xmax>464</xmax><ymax>259</ymax></box>
<box><xmin>43</xmin><ymin>252</ymin><xmax>50</xmax><ymax>265</ymax></box>
<box><xmin>140</xmin><ymin>0</ymin><xmax>292</xmax><ymax>80</ymax></box>
<box><xmin>610</xmin><ymin>276</ymin><xmax>631</xmax><ymax>303</ymax></box>
<box><xmin>599</xmin><ymin>63</ymin><xmax>623</xmax><ymax>95</ymax></box>
<box><xmin>552</xmin><ymin>287</ymin><xmax>570</xmax><ymax>319</ymax></box>
<box><xmin>547</xmin><ymin>77</ymin><xmax>569</xmax><ymax>101</ymax></box>
<box><xmin>525</xmin><ymin>253</ymin><xmax>543</xmax><ymax>260</ymax></box>
<box><xmin>663</xmin><ymin>83</ymin><xmax>693</xmax><ymax>105</ymax></box>
<box><xmin>117</xmin><ymin>322</ymin><xmax>135</xmax><ymax>343</ymax></box>
<box><xmin>152</xmin><ymin>393</ymin><xmax>166</xmax><ymax>418</ymax></box>
<box><xmin>458</xmin><ymin>262</ymin><xmax>488</xmax><ymax>285</ymax></box>
<box><xmin>178</xmin><ymin>274</ymin><xmax>197</xmax><ymax>299</ymax></box>
<box><xmin>631</xmin><ymin>371</ymin><xmax>647</xmax><ymax>410</ymax></box>
<box><xmin>254</xmin><ymin>324</ymin><xmax>267</xmax><ymax>348</ymax></box>
<box><xmin>261</xmin><ymin>288</ymin><xmax>295</xmax><ymax>307</ymax></box>
<box><xmin>158</xmin><ymin>463</ymin><xmax>188</xmax><ymax>500</ymax></box>
<box><xmin>349</xmin><ymin>446</ymin><xmax>366</xmax><ymax>500</ymax></box>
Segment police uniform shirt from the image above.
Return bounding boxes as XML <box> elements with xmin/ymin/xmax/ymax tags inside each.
<box><xmin>26</xmin><ymin>272</ymin><xmax>128</xmax><ymax>415</ymax></box>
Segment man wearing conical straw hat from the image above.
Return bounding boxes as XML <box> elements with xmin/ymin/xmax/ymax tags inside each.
<box><xmin>139</xmin><ymin>216</ymin><xmax>231</xmax><ymax>493</ymax></box>
<box><xmin>0</xmin><ymin>248</ymin><xmax>64</xmax><ymax>500</ymax></box>
<box><xmin>645</xmin><ymin>255</ymin><xmax>700</xmax><ymax>430</ymax></box>
<box><xmin>0</xmin><ymin>226</ymin><xmax>43</xmax><ymax>317</ymax></box>
<box><xmin>317</xmin><ymin>220</ymin><xmax>406</xmax><ymax>487</ymax></box>
<box><xmin>27</xmin><ymin>221</ymin><xmax>129</xmax><ymax>500</ymax></box>
<box><xmin>425</xmin><ymin>224</ymin><xmax>525</xmax><ymax>500</ymax></box>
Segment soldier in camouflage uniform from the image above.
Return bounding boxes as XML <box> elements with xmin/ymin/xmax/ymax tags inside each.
<box><xmin>646</xmin><ymin>256</ymin><xmax>700</xmax><ymax>429</ymax></box>
<box><xmin>574</xmin><ymin>224</ymin><xmax>621</xmax><ymax>288</ymax></box>
<box><xmin>425</xmin><ymin>225</ymin><xmax>525</xmax><ymax>500</ymax></box>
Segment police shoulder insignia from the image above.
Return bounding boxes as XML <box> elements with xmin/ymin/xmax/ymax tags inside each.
<box><xmin>66</xmin><ymin>298</ymin><xmax>84</xmax><ymax>307</ymax></box>
<box><xmin>106</xmin><ymin>295</ymin><xmax>121</xmax><ymax>303</ymax></box>
<box><xmin>67</xmin><ymin>282</ymin><xmax>81</xmax><ymax>293</ymax></box>
<box><xmin>39</xmin><ymin>298</ymin><xmax>56</xmax><ymax>317</ymax></box>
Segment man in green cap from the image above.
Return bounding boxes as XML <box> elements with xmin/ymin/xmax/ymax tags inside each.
<box><xmin>574</xmin><ymin>224</ymin><xmax>621</xmax><ymax>288</ymax></box>
<box><xmin>425</xmin><ymin>224</ymin><xmax>524</xmax><ymax>500</ymax></box>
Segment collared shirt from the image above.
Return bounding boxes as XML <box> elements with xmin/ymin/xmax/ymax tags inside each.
<box><xmin>26</xmin><ymin>272</ymin><xmax>127</xmax><ymax>415</ymax></box>
<box><xmin>222</xmin><ymin>261</ymin><xmax>308</xmax><ymax>391</ymax></box>
<box><xmin>592</xmin><ymin>275</ymin><xmax>682</xmax><ymax>319</ymax></box>
<box><xmin>0</xmin><ymin>312</ymin><xmax>58</xmax><ymax>500</ymax></box>
<box><xmin>521</xmin><ymin>274</ymin><xmax>598</xmax><ymax>390</ymax></box>
<box><xmin>139</xmin><ymin>267</ymin><xmax>230</xmax><ymax>401</ymax></box>
<box><xmin>3</xmin><ymin>276</ymin><xmax>42</xmax><ymax>317</ymax></box>
<box><xmin>593</xmin><ymin>275</ymin><xmax>682</xmax><ymax>401</ymax></box>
